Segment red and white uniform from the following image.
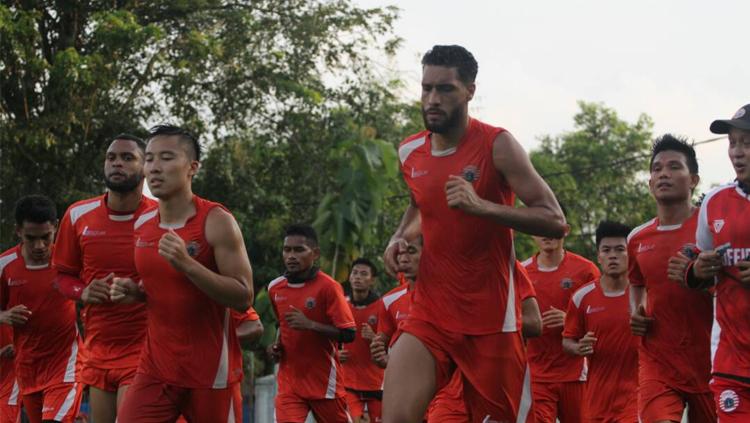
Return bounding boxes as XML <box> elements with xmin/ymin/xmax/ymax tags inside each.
<box><xmin>53</xmin><ymin>194</ymin><xmax>155</xmax><ymax>390</ymax></box>
<box><xmin>0</xmin><ymin>246</ymin><xmax>81</xmax><ymax>423</ymax></box>
<box><xmin>695</xmin><ymin>182</ymin><xmax>750</xmax><ymax>419</ymax></box>
<box><xmin>398</xmin><ymin>118</ymin><xmax>532</xmax><ymax>421</ymax></box>
<box><xmin>377</xmin><ymin>284</ymin><xmax>411</xmax><ymax>341</ymax></box>
<box><xmin>269</xmin><ymin>271</ymin><xmax>355</xmax><ymax>422</ymax></box>
<box><xmin>118</xmin><ymin>196</ymin><xmax>243</xmax><ymax>422</ymax></box>
<box><xmin>343</xmin><ymin>293</ymin><xmax>384</xmax><ymax>421</ymax></box>
<box><xmin>628</xmin><ymin>213</ymin><xmax>714</xmax><ymax>422</ymax></box>
<box><xmin>564</xmin><ymin>280</ymin><xmax>638</xmax><ymax>422</ymax></box>
<box><xmin>428</xmin><ymin>261</ymin><xmax>536</xmax><ymax>423</ymax></box>
<box><xmin>0</xmin><ymin>325</ymin><xmax>19</xmax><ymax>423</ymax></box>
<box><xmin>523</xmin><ymin>251</ymin><xmax>598</xmax><ymax>423</ymax></box>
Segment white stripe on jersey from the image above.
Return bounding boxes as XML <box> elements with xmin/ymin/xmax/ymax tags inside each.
<box><xmin>212</xmin><ymin>309</ymin><xmax>230</xmax><ymax>389</ymax></box>
<box><xmin>398</xmin><ymin>136</ymin><xmax>426</xmax><ymax>165</ymax></box>
<box><xmin>8</xmin><ymin>379</ymin><xmax>19</xmax><ymax>406</ymax></box>
<box><xmin>516</xmin><ymin>364</ymin><xmax>533</xmax><ymax>422</ymax></box>
<box><xmin>69</xmin><ymin>200</ymin><xmax>101</xmax><ymax>225</ymax></box>
<box><xmin>710</xmin><ymin>295</ymin><xmax>721</xmax><ymax>372</ymax></box>
<box><xmin>325</xmin><ymin>352</ymin><xmax>337</xmax><ymax>399</ymax></box>
<box><xmin>63</xmin><ymin>335</ymin><xmax>78</xmax><ymax>383</ymax></box>
<box><xmin>502</xmin><ymin>246</ymin><xmax>517</xmax><ymax>332</ymax></box>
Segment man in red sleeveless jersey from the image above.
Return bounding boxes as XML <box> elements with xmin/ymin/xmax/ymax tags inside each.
<box><xmin>110</xmin><ymin>125</ymin><xmax>254</xmax><ymax>422</ymax></box>
<box><xmin>563</xmin><ymin>221</ymin><xmax>638</xmax><ymax>423</ymax></box>
<box><xmin>382</xmin><ymin>45</ymin><xmax>565</xmax><ymax>423</ymax></box>
<box><xmin>523</xmin><ymin>214</ymin><xmax>600</xmax><ymax>423</ymax></box>
<box><xmin>340</xmin><ymin>258</ymin><xmax>384</xmax><ymax>423</ymax></box>
<box><xmin>267</xmin><ymin>224</ymin><xmax>356</xmax><ymax>423</ymax></box>
<box><xmin>684</xmin><ymin>104</ymin><xmax>750</xmax><ymax>421</ymax></box>
<box><xmin>1</xmin><ymin>195</ymin><xmax>82</xmax><ymax>423</ymax></box>
<box><xmin>53</xmin><ymin>133</ymin><xmax>155</xmax><ymax>423</ymax></box>
<box><xmin>628</xmin><ymin>135</ymin><xmax>714</xmax><ymax>423</ymax></box>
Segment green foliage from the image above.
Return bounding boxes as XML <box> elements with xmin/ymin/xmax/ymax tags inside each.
<box><xmin>515</xmin><ymin>101</ymin><xmax>657</xmax><ymax>261</ymax></box>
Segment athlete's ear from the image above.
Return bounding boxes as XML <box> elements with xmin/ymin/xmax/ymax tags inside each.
<box><xmin>563</xmin><ymin>224</ymin><xmax>571</xmax><ymax>237</ymax></box>
<box><xmin>312</xmin><ymin>246</ymin><xmax>321</xmax><ymax>262</ymax></box>
<box><xmin>188</xmin><ymin>160</ymin><xmax>200</xmax><ymax>178</ymax></box>
<box><xmin>466</xmin><ymin>82</ymin><xmax>476</xmax><ymax>101</ymax></box>
<box><xmin>690</xmin><ymin>173</ymin><xmax>700</xmax><ymax>192</ymax></box>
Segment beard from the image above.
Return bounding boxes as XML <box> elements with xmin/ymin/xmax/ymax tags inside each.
<box><xmin>422</xmin><ymin>107</ymin><xmax>463</xmax><ymax>134</ymax></box>
<box><xmin>105</xmin><ymin>172</ymin><xmax>143</xmax><ymax>193</ymax></box>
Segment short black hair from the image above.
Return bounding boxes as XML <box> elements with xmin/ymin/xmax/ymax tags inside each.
<box><xmin>421</xmin><ymin>45</ymin><xmax>478</xmax><ymax>84</ymax></box>
<box><xmin>285</xmin><ymin>224</ymin><xmax>318</xmax><ymax>247</ymax></box>
<box><xmin>110</xmin><ymin>133</ymin><xmax>146</xmax><ymax>155</ymax></box>
<box><xmin>15</xmin><ymin>195</ymin><xmax>57</xmax><ymax>226</ymax></box>
<box><xmin>351</xmin><ymin>257</ymin><xmax>377</xmax><ymax>278</ymax></box>
<box><xmin>650</xmin><ymin>134</ymin><xmax>699</xmax><ymax>174</ymax></box>
<box><xmin>595</xmin><ymin>221</ymin><xmax>632</xmax><ymax>248</ymax></box>
<box><xmin>146</xmin><ymin>125</ymin><xmax>202</xmax><ymax>161</ymax></box>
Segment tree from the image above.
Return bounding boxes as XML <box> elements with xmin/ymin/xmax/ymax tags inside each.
<box><xmin>515</xmin><ymin>101</ymin><xmax>656</xmax><ymax>261</ymax></box>
<box><xmin>0</xmin><ymin>0</ymin><xmax>400</xmax><ymax>245</ymax></box>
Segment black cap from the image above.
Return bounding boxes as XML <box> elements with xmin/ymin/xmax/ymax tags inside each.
<box><xmin>710</xmin><ymin>104</ymin><xmax>750</xmax><ymax>134</ymax></box>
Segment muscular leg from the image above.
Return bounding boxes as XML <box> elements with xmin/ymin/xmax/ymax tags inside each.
<box><xmin>382</xmin><ymin>333</ymin><xmax>438</xmax><ymax>423</ymax></box>
<box><xmin>90</xmin><ymin>386</ymin><xmax>117</xmax><ymax>423</ymax></box>
<box><xmin>117</xmin><ymin>384</ymin><xmax>131</xmax><ymax>412</ymax></box>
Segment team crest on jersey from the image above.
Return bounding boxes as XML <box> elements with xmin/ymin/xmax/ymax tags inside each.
<box><xmin>305</xmin><ymin>297</ymin><xmax>316</xmax><ymax>309</ymax></box>
<box><xmin>560</xmin><ymin>278</ymin><xmax>573</xmax><ymax>289</ymax></box>
<box><xmin>713</xmin><ymin>219</ymin><xmax>725</xmax><ymax>234</ymax></box>
<box><xmin>368</xmin><ymin>315</ymin><xmax>378</xmax><ymax>326</ymax></box>
<box><xmin>462</xmin><ymin>165</ymin><xmax>481</xmax><ymax>182</ymax></box>
<box><xmin>719</xmin><ymin>389</ymin><xmax>740</xmax><ymax>413</ymax></box>
<box><xmin>186</xmin><ymin>241</ymin><xmax>201</xmax><ymax>257</ymax></box>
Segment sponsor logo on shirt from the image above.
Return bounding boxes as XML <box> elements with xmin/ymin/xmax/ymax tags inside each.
<box><xmin>395</xmin><ymin>310</ymin><xmax>407</xmax><ymax>321</ymax></box>
<box><xmin>586</xmin><ymin>305</ymin><xmax>605</xmax><ymax>314</ymax></box>
<box><xmin>721</xmin><ymin>247</ymin><xmax>750</xmax><ymax>267</ymax></box>
<box><xmin>713</xmin><ymin>219</ymin><xmax>725</xmax><ymax>234</ymax></box>
<box><xmin>560</xmin><ymin>278</ymin><xmax>573</xmax><ymax>289</ymax></box>
<box><xmin>82</xmin><ymin>226</ymin><xmax>106</xmax><ymax>237</ymax></box>
<box><xmin>462</xmin><ymin>165</ymin><xmax>481</xmax><ymax>183</ymax></box>
<box><xmin>637</xmin><ymin>243</ymin><xmax>655</xmax><ymax>253</ymax></box>
<box><xmin>274</xmin><ymin>294</ymin><xmax>287</xmax><ymax>302</ymax></box>
<box><xmin>305</xmin><ymin>297</ymin><xmax>316</xmax><ymax>309</ymax></box>
<box><xmin>186</xmin><ymin>241</ymin><xmax>201</xmax><ymax>257</ymax></box>
<box><xmin>135</xmin><ymin>238</ymin><xmax>154</xmax><ymax>248</ymax></box>
<box><xmin>6</xmin><ymin>279</ymin><xmax>27</xmax><ymax>287</ymax></box>
<box><xmin>410</xmin><ymin>168</ymin><xmax>429</xmax><ymax>178</ymax></box>
<box><xmin>719</xmin><ymin>389</ymin><xmax>740</xmax><ymax>413</ymax></box>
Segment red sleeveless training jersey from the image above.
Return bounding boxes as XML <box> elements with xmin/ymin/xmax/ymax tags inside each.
<box><xmin>133</xmin><ymin>196</ymin><xmax>243</xmax><ymax>388</ymax></box>
<box><xmin>398</xmin><ymin>118</ymin><xmax>516</xmax><ymax>334</ymax></box>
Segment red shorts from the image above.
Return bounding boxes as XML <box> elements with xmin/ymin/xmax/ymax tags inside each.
<box><xmin>638</xmin><ymin>378</ymin><xmax>714</xmax><ymax>423</ymax></box>
<box><xmin>399</xmin><ymin>318</ymin><xmax>533</xmax><ymax>423</ymax></box>
<box><xmin>710</xmin><ymin>377</ymin><xmax>750</xmax><ymax>422</ymax></box>
<box><xmin>275</xmin><ymin>391</ymin><xmax>352</xmax><ymax>423</ymax></box>
<box><xmin>79</xmin><ymin>364</ymin><xmax>137</xmax><ymax>392</ymax></box>
<box><xmin>22</xmin><ymin>382</ymin><xmax>82</xmax><ymax>423</ymax></box>
<box><xmin>344</xmin><ymin>390</ymin><xmax>382</xmax><ymax>422</ymax></box>
<box><xmin>427</xmin><ymin>372</ymin><xmax>467</xmax><ymax>423</ymax></box>
<box><xmin>531</xmin><ymin>381</ymin><xmax>585</xmax><ymax>423</ymax></box>
<box><xmin>117</xmin><ymin>372</ymin><xmax>241</xmax><ymax>423</ymax></box>
<box><xmin>0</xmin><ymin>380</ymin><xmax>20</xmax><ymax>423</ymax></box>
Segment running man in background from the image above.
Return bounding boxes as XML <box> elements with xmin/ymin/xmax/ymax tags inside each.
<box><xmin>523</xmin><ymin>209</ymin><xmax>600</xmax><ymax>423</ymax></box>
<box><xmin>684</xmin><ymin>104</ymin><xmax>750</xmax><ymax>420</ymax></box>
<box><xmin>267</xmin><ymin>225</ymin><xmax>355</xmax><ymax>423</ymax></box>
<box><xmin>111</xmin><ymin>125</ymin><xmax>254</xmax><ymax>422</ymax></box>
<box><xmin>563</xmin><ymin>221</ymin><xmax>638</xmax><ymax>423</ymax></box>
<box><xmin>383</xmin><ymin>44</ymin><xmax>564</xmax><ymax>422</ymax></box>
<box><xmin>53</xmin><ymin>133</ymin><xmax>155</xmax><ymax>423</ymax></box>
<box><xmin>0</xmin><ymin>195</ymin><xmax>82</xmax><ymax>423</ymax></box>
<box><xmin>340</xmin><ymin>258</ymin><xmax>384</xmax><ymax>423</ymax></box>
<box><xmin>628</xmin><ymin>134</ymin><xmax>714</xmax><ymax>423</ymax></box>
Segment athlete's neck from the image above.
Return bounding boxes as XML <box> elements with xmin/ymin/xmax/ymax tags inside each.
<box><xmin>537</xmin><ymin>249</ymin><xmax>565</xmax><ymax>269</ymax></box>
<box><xmin>107</xmin><ymin>186</ymin><xmax>144</xmax><ymax>213</ymax></box>
<box><xmin>599</xmin><ymin>273</ymin><xmax>628</xmax><ymax>294</ymax></box>
<box><xmin>21</xmin><ymin>246</ymin><xmax>49</xmax><ymax>267</ymax></box>
<box><xmin>158</xmin><ymin>189</ymin><xmax>196</xmax><ymax>226</ymax></box>
<box><xmin>431</xmin><ymin>114</ymin><xmax>470</xmax><ymax>152</ymax></box>
<box><xmin>352</xmin><ymin>288</ymin><xmax>370</xmax><ymax>303</ymax></box>
<box><xmin>656</xmin><ymin>199</ymin><xmax>694</xmax><ymax>226</ymax></box>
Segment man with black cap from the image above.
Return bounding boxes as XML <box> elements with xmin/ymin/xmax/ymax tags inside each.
<box><xmin>684</xmin><ymin>104</ymin><xmax>750</xmax><ymax>420</ymax></box>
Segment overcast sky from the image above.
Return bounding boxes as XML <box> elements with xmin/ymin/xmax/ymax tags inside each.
<box><xmin>356</xmin><ymin>0</ymin><xmax>748</xmax><ymax>192</ymax></box>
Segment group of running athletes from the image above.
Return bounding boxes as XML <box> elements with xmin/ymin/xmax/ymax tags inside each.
<box><xmin>1</xmin><ymin>44</ymin><xmax>749</xmax><ymax>423</ymax></box>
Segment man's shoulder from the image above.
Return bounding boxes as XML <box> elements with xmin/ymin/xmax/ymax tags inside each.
<box><xmin>0</xmin><ymin>246</ymin><xmax>20</xmax><ymax>274</ymax></box>
<box><xmin>64</xmin><ymin>195</ymin><xmax>106</xmax><ymax>225</ymax></box>
<box><xmin>571</xmin><ymin>281</ymin><xmax>598</xmax><ymax>308</ymax></box>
